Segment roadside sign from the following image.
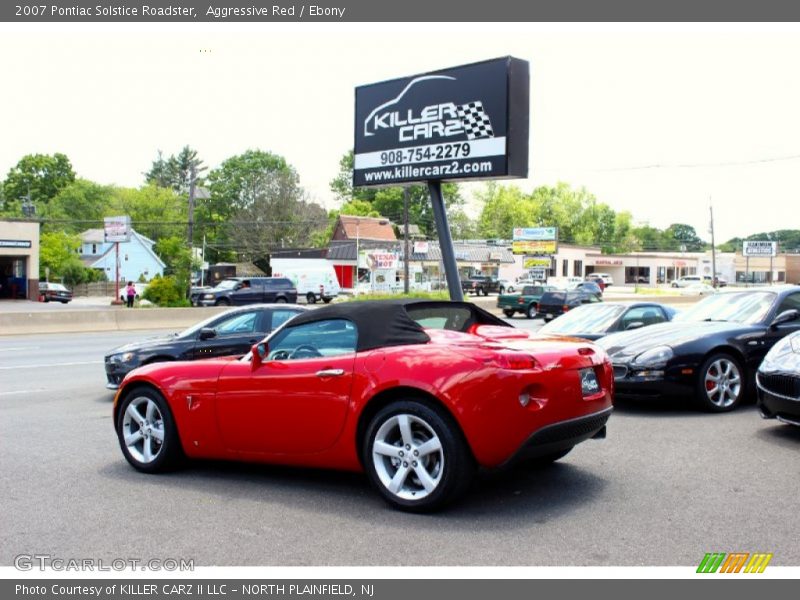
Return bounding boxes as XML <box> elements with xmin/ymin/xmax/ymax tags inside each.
<box><xmin>512</xmin><ymin>240</ymin><xmax>557</xmax><ymax>255</ymax></box>
<box><xmin>513</xmin><ymin>227</ymin><xmax>557</xmax><ymax>241</ymax></box>
<box><xmin>354</xmin><ymin>57</ymin><xmax>529</xmax><ymax>186</ymax></box>
<box><xmin>743</xmin><ymin>240</ymin><xmax>777</xmax><ymax>257</ymax></box>
<box><xmin>103</xmin><ymin>216</ymin><xmax>131</xmax><ymax>243</ymax></box>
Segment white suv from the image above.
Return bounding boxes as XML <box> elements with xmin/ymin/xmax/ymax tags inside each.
<box><xmin>587</xmin><ymin>272</ymin><xmax>614</xmax><ymax>286</ymax></box>
<box><xmin>671</xmin><ymin>275</ymin><xmax>702</xmax><ymax>288</ymax></box>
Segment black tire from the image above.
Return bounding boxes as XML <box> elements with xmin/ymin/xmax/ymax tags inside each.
<box><xmin>671</xmin><ymin>282</ymin><xmax>678</xmax><ymax>288</ymax></box>
<box><xmin>275</xmin><ymin>297</ymin><xmax>287</xmax><ymax>304</ymax></box>
<box><xmin>306</xmin><ymin>292</ymin><xmax>317</xmax><ymax>304</ymax></box>
<box><xmin>503</xmin><ymin>309</ymin><xmax>516</xmax><ymax>318</ymax></box>
<box><xmin>116</xmin><ymin>386</ymin><xmax>184</xmax><ymax>473</ymax></box>
<box><xmin>526</xmin><ymin>304</ymin><xmax>537</xmax><ymax>319</ymax></box>
<box><xmin>694</xmin><ymin>353</ymin><xmax>746</xmax><ymax>412</ymax></box>
<box><xmin>214</xmin><ymin>298</ymin><xmax>230</xmax><ymax>306</ymax></box>
<box><xmin>323</xmin><ymin>298</ymin><xmax>332</xmax><ymax>304</ymax></box>
<box><xmin>362</xmin><ymin>399</ymin><xmax>475</xmax><ymax>512</ymax></box>
<box><xmin>543</xmin><ymin>317</ymin><xmax>553</xmax><ymax>323</ymax></box>
<box><xmin>43</xmin><ymin>297</ymin><xmax>50</xmax><ymax>303</ymax></box>
<box><xmin>60</xmin><ymin>300</ymin><xmax>69</xmax><ymax>304</ymax></box>
<box><xmin>524</xmin><ymin>447</ymin><xmax>573</xmax><ymax>468</ymax></box>
<box><xmin>507</xmin><ymin>286</ymin><xmax>515</xmax><ymax>294</ymax></box>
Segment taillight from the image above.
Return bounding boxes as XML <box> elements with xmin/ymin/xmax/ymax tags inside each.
<box><xmin>517</xmin><ymin>297</ymin><xmax>525</xmax><ymax>304</ymax></box>
<box><xmin>563</xmin><ymin>305</ymin><xmax>570</xmax><ymax>312</ymax></box>
<box><xmin>490</xmin><ymin>352</ymin><xmax>538</xmax><ymax>370</ymax></box>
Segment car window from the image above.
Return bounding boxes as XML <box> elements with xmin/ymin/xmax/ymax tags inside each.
<box><xmin>777</xmin><ymin>293</ymin><xmax>800</xmax><ymax>314</ymax></box>
<box><xmin>270</xmin><ymin>309</ymin><xmax>301</xmax><ymax>330</ymax></box>
<box><xmin>406</xmin><ymin>305</ymin><xmax>474</xmax><ymax>331</ymax></box>
<box><xmin>621</xmin><ymin>306</ymin><xmax>667</xmax><ymax>329</ymax></box>
<box><xmin>215</xmin><ymin>312</ymin><xmax>259</xmax><ymax>335</ymax></box>
<box><xmin>673</xmin><ymin>291</ymin><xmax>775</xmax><ymax>324</ymax></box>
<box><xmin>540</xmin><ymin>304</ymin><xmax>625</xmax><ymax>335</ymax></box>
<box><xmin>268</xmin><ymin>319</ymin><xmax>357</xmax><ymax>360</ymax></box>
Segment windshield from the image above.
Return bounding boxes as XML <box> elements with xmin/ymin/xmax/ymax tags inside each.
<box><xmin>540</xmin><ymin>304</ymin><xmax>625</xmax><ymax>335</ymax></box>
<box><xmin>673</xmin><ymin>292</ymin><xmax>775</xmax><ymax>325</ymax></box>
<box><xmin>215</xmin><ymin>279</ymin><xmax>239</xmax><ymax>290</ymax></box>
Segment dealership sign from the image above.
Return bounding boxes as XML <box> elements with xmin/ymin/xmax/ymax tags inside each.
<box><xmin>523</xmin><ymin>257</ymin><xmax>551</xmax><ymax>268</ymax></box>
<box><xmin>513</xmin><ymin>227</ymin><xmax>556</xmax><ymax>241</ymax></box>
<box><xmin>743</xmin><ymin>240</ymin><xmax>777</xmax><ymax>257</ymax></box>
<box><xmin>103</xmin><ymin>215</ymin><xmax>131</xmax><ymax>243</ymax></box>
<box><xmin>512</xmin><ymin>240</ymin><xmax>557</xmax><ymax>255</ymax></box>
<box><xmin>0</xmin><ymin>239</ymin><xmax>31</xmax><ymax>249</ymax></box>
<box><xmin>354</xmin><ymin>57</ymin><xmax>529</xmax><ymax>186</ymax></box>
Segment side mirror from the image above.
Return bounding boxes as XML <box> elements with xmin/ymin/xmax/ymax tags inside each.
<box><xmin>251</xmin><ymin>342</ymin><xmax>267</xmax><ymax>369</ymax></box>
<box><xmin>199</xmin><ymin>327</ymin><xmax>216</xmax><ymax>340</ymax></box>
<box><xmin>625</xmin><ymin>321</ymin><xmax>645</xmax><ymax>331</ymax></box>
<box><xmin>770</xmin><ymin>309</ymin><xmax>799</xmax><ymax>329</ymax></box>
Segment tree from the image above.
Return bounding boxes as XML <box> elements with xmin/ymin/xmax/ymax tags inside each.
<box><xmin>144</xmin><ymin>146</ymin><xmax>204</xmax><ymax>193</ymax></box>
<box><xmin>39</xmin><ymin>230</ymin><xmax>102</xmax><ymax>286</ymax></box>
<box><xmin>477</xmin><ymin>184</ymin><xmax>537</xmax><ymax>238</ymax></box>
<box><xmin>109</xmin><ymin>184</ymin><xmax>187</xmax><ymax>241</ymax></box>
<box><xmin>41</xmin><ymin>179</ymin><xmax>113</xmax><ymax>233</ymax></box>
<box><xmin>225</xmin><ymin>168</ymin><xmax>328</xmax><ymax>260</ymax></box>
<box><xmin>664</xmin><ymin>223</ymin><xmax>706</xmax><ymax>252</ymax></box>
<box><xmin>2</xmin><ymin>153</ymin><xmax>76</xmax><ymax>215</ymax></box>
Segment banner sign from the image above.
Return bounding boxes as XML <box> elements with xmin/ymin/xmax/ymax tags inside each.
<box><xmin>354</xmin><ymin>57</ymin><xmax>529</xmax><ymax>186</ymax></box>
<box><xmin>743</xmin><ymin>240</ymin><xmax>777</xmax><ymax>257</ymax></box>
<box><xmin>413</xmin><ymin>241</ymin><xmax>429</xmax><ymax>254</ymax></box>
<box><xmin>523</xmin><ymin>256</ymin><xmax>551</xmax><ymax>268</ymax></box>
<box><xmin>513</xmin><ymin>240</ymin><xmax>557</xmax><ymax>255</ymax></box>
<box><xmin>103</xmin><ymin>215</ymin><xmax>132</xmax><ymax>243</ymax></box>
<box><xmin>513</xmin><ymin>226</ymin><xmax>557</xmax><ymax>241</ymax></box>
<box><xmin>366</xmin><ymin>252</ymin><xmax>398</xmax><ymax>270</ymax></box>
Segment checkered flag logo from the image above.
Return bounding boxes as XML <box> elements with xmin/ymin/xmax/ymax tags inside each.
<box><xmin>457</xmin><ymin>101</ymin><xmax>495</xmax><ymax>140</ymax></box>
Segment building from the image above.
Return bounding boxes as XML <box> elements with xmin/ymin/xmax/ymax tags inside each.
<box><xmin>0</xmin><ymin>220</ymin><xmax>40</xmax><ymax>300</ymax></box>
<box><xmin>733</xmin><ymin>252</ymin><xmax>800</xmax><ymax>284</ymax></box>
<box><xmin>331</xmin><ymin>215</ymin><xmax>397</xmax><ymax>242</ymax></box>
<box><xmin>79</xmin><ymin>228</ymin><xmax>165</xmax><ymax>283</ymax></box>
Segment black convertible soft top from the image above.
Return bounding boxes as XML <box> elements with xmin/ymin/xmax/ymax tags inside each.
<box><xmin>284</xmin><ymin>299</ymin><xmax>511</xmax><ymax>352</ymax></box>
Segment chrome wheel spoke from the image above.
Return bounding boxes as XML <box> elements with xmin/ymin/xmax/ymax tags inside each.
<box><xmin>413</xmin><ymin>463</ymin><xmax>437</xmax><ymax>492</ymax></box>
<box><xmin>125</xmin><ymin>404</ymin><xmax>145</xmax><ymax>427</ymax></box>
<box><xmin>397</xmin><ymin>415</ymin><xmax>414</xmax><ymax>447</ymax></box>
<box><xmin>373</xmin><ymin>441</ymin><xmax>401</xmax><ymax>458</ymax></box>
<box><xmin>124</xmin><ymin>430</ymin><xmax>143</xmax><ymax>446</ymax></box>
<box><xmin>150</xmin><ymin>427</ymin><xmax>164</xmax><ymax>443</ymax></box>
<box><xmin>416</xmin><ymin>437</ymin><xmax>442</xmax><ymax>457</ymax></box>
<box><xmin>145</xmin><ymin>400</ymin><xmax>158</xmax><ymax>422</ymax></box>
<box><xmin>388</xmin><ymin>464</ymin><xmax>410</xmax><ymax>494</ymax></box>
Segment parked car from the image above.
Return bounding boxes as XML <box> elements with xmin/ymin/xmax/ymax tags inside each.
<box><xmin>113</xmin><ymin>300</ymin><xmax>613</xmax><ymax>512</ymax></box>
<box><xmin>197</xmin><ymin>277</ymin><xmax>297</xmax><ymax>306</ymax></box>
<box><xmin>571</xmin><ymin>280</ymin><xmax>604</xmax><ymax>298</ymax></box>
<box><xmin>38</xmin><ymin>282</ymin><xmax>72</xmax><ymax>303</ymax></box>
<box><xmin>703</xmin><ymin>275</ymin><xmax>728</xmax><ymax>287</ymax></box>
<box><xmin>588</xmin><ymin>272</ymin><xmax>614</xmax><ymax>286</ymax></box>
<box><xmin>537</xmin><ymin>289</ymin><xmax>602</xmax><ymax>322</ymax></box>
<box><xmin>757</xmin><ymin>331</ymin><xmax>800</xmax><ymax>426</ymax></box>
<box><xmin>671</xmin><ymin>275</ymin><xmax>702</xmax><ymax>288</ymax></box>
<box><xmin>539</xmin><ymin>302</ymin><xmax>677</xmax><ymax>341</ymax></box>
<box><xmin>461</xmin><ymin>276</ymin><xmax>504</xmax><ymax>296</ymax></box>
<box><xmin>270</xmin><ymin>259</ymin><xmax>341</xmax><ymax>304</ymax></box>
<box><xmin>189</xmin><ymin>285</ymin><xmax>212</xmax><ymax>306</ymax></box>
<box><xmin>104</xmin><ymin>304</ymin><xmax>306</xmax><ymax>389</ymax></box>
<box><xmin>497</xmin><ymin>285</ymin><xmax>557</xmax><ymax>319</ymax></box>
<box><xmin>597</xmin><ymin>287</ymin><xmax>800</xmax><ymax>412</ymax></box>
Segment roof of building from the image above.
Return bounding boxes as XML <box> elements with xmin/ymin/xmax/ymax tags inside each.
<box><xmin>336</xmin><ymin>215</ymin><xmax>397</xmax><ymax>241</ymax></box>
<box><xmin>84</xmin><ymin>229</ymin><xmax>166</xmax><ymax>270</ymax></box>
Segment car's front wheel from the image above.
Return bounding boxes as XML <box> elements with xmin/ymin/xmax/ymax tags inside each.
<box><xmin>363</xmin><ymin>400</ymin><xmax>474</xmax><ymax>512</ymax></box>
<box><xmin>695</xmin><ymin>353</ymin><xmax>745</xmax><ymax>412</ymax></box>
<box><xmin>306</xmin><ymin>292</ymin><xmax>317</xmax><ymax>304</ymax></box>
<box><xmin>526</xmin><ymin>304</ymin><xmax>537</xmax><ymax>319</ymax></box>
<box><xmin>214</xmin><ymin>298</ymin><xmax>230</xmax><ymax>306</ymax></box>
<box><xmin>503</xmin><ymin>309</ymin><xmax>515</xmax><ymax>318</ymax></box>
<box><xmin>116</xmin><ymin>387</ymin><xmax>183</xmax><ymax>473</ymax></box>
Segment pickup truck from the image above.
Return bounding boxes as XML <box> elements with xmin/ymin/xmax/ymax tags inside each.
<box><xmin>496</xmin><ymin>285</ymin><xmax>556</xmax><ymax>319</ymax></box>
<box><xmin>461</xmin><ymin>276</ymin><xmax>505</xmax><ymax>296</ymax></box>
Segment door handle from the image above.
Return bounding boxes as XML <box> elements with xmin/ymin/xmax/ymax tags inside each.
<box><xmin>316</xmin><ymin>368</ymin><xmax>345</xmax><ymax>377</ymax></box>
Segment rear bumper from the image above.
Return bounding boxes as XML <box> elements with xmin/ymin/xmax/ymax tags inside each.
<box><xmin>504</xmin><ymin>407</ymin><xmax>612</xmax><ymax>466</ymax></box>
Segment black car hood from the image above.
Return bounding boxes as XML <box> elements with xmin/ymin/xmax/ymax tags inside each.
<box><xmin>596</xmin><ymin>320</ymin><xmax>754</xmax><ymax>362</ymax></box>
<box><xmin>107</xmin><ymin>334</ymin><xmax>182</xmax><ymax>356</ymax></box>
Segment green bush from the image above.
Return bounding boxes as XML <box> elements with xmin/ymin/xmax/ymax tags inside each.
<box><xmin>142</xmin><ymin>275</ymin><xmax>189</xmax><ymax>307</ymax></box>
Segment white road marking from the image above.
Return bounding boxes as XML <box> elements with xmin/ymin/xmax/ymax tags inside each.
<box><xmin>0</xmin><ymin>389</ymin><xmax>46</xmax><ymax>396</ymax></box>
<box><xmin>0</xmin><ymin>346</ymin><xmax>40</xmax><ymax>352</ymax></box>
<box><xmin>0</xmin><ymin>360</ymin><xmax>103</xmax><ymax>370</ymax></box>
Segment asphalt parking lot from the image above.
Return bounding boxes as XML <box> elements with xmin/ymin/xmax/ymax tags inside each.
<box><xmin>1</xmin><ymin>325</ymin><xmax>799</xmax><ymax>567</ymax></box>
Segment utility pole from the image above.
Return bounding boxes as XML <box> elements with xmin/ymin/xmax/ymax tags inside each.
<box><xmin>355</xmin><ymin>217</ymin><xmax>360</xmax><ymax>297</ymax></box>
<box><xmin>403</xmin><ymin>187</ymin><xmax>410</xmax><ymax>294</ymax></box>
<box><xmin>709</xmin><ymin>200</ymin><xmax>717</xmax><ymax>289</ymax></box>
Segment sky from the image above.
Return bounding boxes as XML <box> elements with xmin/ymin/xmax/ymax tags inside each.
<box><xmin>2</xmin><ymin>23</ymin><xmax>799</xmax><ymax>243</ymax></box>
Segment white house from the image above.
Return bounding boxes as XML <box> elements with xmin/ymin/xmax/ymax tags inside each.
<box><xmin>79</xmin><ymin>228</ymin><xmax>166</xmax><ymax>283</ymax></box>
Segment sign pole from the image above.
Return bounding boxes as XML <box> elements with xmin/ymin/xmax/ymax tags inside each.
<box><xmin>114</xmin><ymin>241</ymin><xmax>121</xmax><ymax>304</ymax></box>
<box><xmin>428</xmin><ymin>181</ymin><xmax>463</xmax><ymax>302</ymax></box>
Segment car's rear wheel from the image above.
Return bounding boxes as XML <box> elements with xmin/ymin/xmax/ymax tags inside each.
<box><xmin>695</xmin><ymin>353</ymin><xmax>745</xmax><ymax>412</ymax></box>
<box><xmin>116</xmin><ymin>387</ymin><xmax>183</xmax><ymax>473</ymax></box>
<box><xmin>214</xmin><ymin>298</ymin><xmax>230</xmax><ymax>306</ymax></box>
<box><xmin>526</xmin><ymin>304</ymin><xmax>537</xmax><ymax>319</ymax></box>
<box><xmin>363</xmin><ymin>400</ymin><xmax>474</xmax><ymax>512</ymax></box>
<box><xmin>503</xmin><ymin>309</ymin><xmax>515</xmax><ymax>318</ymax></box>
<box><xmin>306</xmin><ymin>292</ymin><xmax>317</xmax><ymax>304</ymax></box>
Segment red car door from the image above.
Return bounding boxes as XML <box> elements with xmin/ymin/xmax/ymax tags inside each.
<box><xmin>214</xmin><ymin>319</ymin><xmax>357</xmax><ymax>455</ymax></box>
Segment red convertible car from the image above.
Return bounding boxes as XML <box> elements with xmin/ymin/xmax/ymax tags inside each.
<box><xmin>113</xmin><ymin>300</ymin><xmax>613</xmax><ymax>511</ymax></box>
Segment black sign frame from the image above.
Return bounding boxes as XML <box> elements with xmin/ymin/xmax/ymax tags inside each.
<box><xmin>354</xmin><ymin>56</ymin><xmax>529</xmax><ymax>187</ymax></box>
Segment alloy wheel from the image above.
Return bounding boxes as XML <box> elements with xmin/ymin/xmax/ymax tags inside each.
<box><xmin>704</xmin><ymin>358</ymin><xmax>742</xmax><ymax>408</ymax></box>
<box><xmin>121</xmin><ymin>396</ymin><xmax>165</xmax><ymax>464</ymax></box>
<box><xmin>371</xmin><ymin>413</ymin><xmax>444</xmax><ymax>501</ymax></box>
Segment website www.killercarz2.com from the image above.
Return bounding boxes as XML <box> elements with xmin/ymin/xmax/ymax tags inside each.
<box><xmin>362</xmin><ymin>160</ymin><xmax>493</xmax><ymax>182</ymax></box>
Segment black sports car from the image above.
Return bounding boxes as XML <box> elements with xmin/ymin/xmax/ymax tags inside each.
<box><xmin>104</xmin><ymin>304</ymin><xmax>306</xmax><ymax>389</ymax></box>
<box><xmin>596</xmin><ymin>287</ymin><xmax>800</xmax><ymax>412</ymax></box>
<box><xmin>757</xmin><ymin>331</ymin><xmax>800</xmax><ymax>426</ymax></box>
<box><xmin>538</xmin><ymin>302</ymin><xmax>676</xmax><ymax>341</ymax></box>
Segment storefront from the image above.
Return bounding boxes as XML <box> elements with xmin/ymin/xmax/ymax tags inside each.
<box><xmin>0</xmin><ymin>221</ymin><xmax>40</xmax><ymax>300</ymax></box>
